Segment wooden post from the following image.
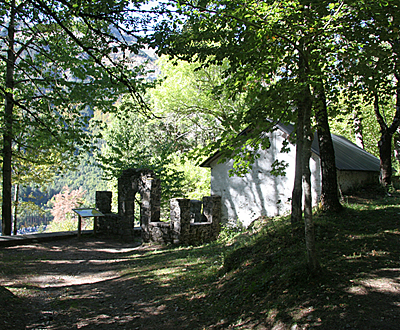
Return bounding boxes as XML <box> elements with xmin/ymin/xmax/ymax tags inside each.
<box><xmin>73</xmin><ymin>208</ymin><xmax>104</xmax><ymax>238</ymax></box>
<box><xmin>78</xmin><ymin>215</ymin><xmax>82</xmax><ymax>237</ymax></box>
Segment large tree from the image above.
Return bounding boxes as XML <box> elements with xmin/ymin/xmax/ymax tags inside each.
<box><xmin>149</xmin><ymin>56</ymin><xmax>248</xmax><ymax>141</ymax></box>
<box><xmin>339</xmin><ymin>0</ymin><xmax>400</xmax><ymax>187</ymax></box>
<box><xmin>0</xmin><ymin>0</ymin><xmax>151</xmax><ymax>235</ymax></box>
<box><xmin>314</xmin><ymin>79</ymin><xmax>342</xmax><ymax>212</ymax></box>
<box><xmin>97</xmin><ymin>100</ymin><xmax>191</xmax><ymax>215</ymax></box>
<box><xmin>150</xmin><ymin>0</ymin><xmax>351</xmax><ymax>270</ymax></box>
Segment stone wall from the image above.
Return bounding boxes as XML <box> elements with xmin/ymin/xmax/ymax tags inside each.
<box><xmin>96</xmin><ymin>191</ymin><xmax>129</xmax><ymax>239</ymax></box>
<box><xmin>95</xmin><ymin>168</ymin><xmax>221</xmax><ymax>245</ymax></box>
<box><xmin>117</xmin><ymin>168</ymin><xmax>161</xmax><ymax>242</ymax></box>
<box><xmin>149</xmin><ymin>196</ymin><xmax>221</xmax><ymax>245</ymax></box>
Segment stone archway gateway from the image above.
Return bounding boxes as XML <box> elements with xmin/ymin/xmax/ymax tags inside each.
<box><xmin>118</xmin><ymin>168</ymin><xmax>161</xmax><ymax>242</ymax></box>
<box><xmin>96</xmin><ymin>168</ymin><xmax>221</xmax><ymax>245</ymax></box>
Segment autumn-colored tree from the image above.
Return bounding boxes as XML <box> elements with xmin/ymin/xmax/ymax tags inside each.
<box><xmin>46</xmin><ymin>186</ymin><xmax>87</xmax><ymax>232</ymax></box>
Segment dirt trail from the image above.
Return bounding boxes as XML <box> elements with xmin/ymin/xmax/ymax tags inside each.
<box><xmin>1</xmin><ymin>233</ymin><xmax>400</xmax><ymax>330</ymax></box>
<box><xmin>0</xmin><ymin>237</ymin><xmax>185</xmax><ymax>330</ymax></box>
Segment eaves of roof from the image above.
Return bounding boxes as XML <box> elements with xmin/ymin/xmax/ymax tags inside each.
<box><xmin>200</xmin><ymin>122</ymin><xmax>380</xmax><ymax>172</ymax></box>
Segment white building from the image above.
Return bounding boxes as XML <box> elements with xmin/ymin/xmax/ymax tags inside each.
<box><xmin>200</xmin><ymin>122</ymin><xmax>380</xmax><ymax>227</ymax></box>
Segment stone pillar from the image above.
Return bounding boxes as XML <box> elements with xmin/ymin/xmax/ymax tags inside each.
<box><xmin>170</xmin><ymin>198</ymin><xmax>191</xmax><ymax>244</ymax></box>
<box><xmin>96</xmin><ymin>191</ymin><xmax>112</xmax><ymax>214</ymax></box>
<box><xmin>139</xmin><ymin>172</ymin><xmax>161</xmax><ymax>225</ymax></box>
<box><xmin>203</xmin><ymin>195</ymin><xmax>222</xmax><ymax>240</ymax></box>
<box><xmin>118</xmin><ymin>169</ymin><xmax>139</xmax><ymax>240</ymax></box>
<box><xmin>139</xmin><ymin>171</ymin><xmax>161</xmax><ymax>242</ymax></box>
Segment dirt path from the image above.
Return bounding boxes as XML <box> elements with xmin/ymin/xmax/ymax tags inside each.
<box><xmin>0</xmin><ymin>237</ymin><xmax>192</xmax><ymax>330</ymax></box>
<box><xmin>1</xmin><ymin>233</ymin><xmax>400</xmax><ymax>330</ymax></box>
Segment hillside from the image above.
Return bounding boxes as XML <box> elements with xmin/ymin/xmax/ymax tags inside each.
<box><xmin>1</xmin><ymin>185</ymin><xmax>399</xmax><ymax>329</ymax></box>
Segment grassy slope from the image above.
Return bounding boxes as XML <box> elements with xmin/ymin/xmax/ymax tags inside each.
<box><xmin>206</xmin><ymin>188</ymin><xmax>400</xmax><ymax>329</ymax></box>
<box><xmin>1</xmin><ymin>186</ymin><xmax>399</xmax><ymax>329</ymax></box>
<box><xmin>126</xmin><ymin>186</ymin><xmax>400</xmax><ymax>329</ymax></box>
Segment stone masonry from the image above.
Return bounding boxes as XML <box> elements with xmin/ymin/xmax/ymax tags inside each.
<box><xmin>95</xmin><ymin>168</ymin><xmax>221</xmax><ymax>245</ymax></box>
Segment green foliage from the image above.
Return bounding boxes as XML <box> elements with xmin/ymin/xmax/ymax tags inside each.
<box><xmin>0</xmin><ymin>0</ymin><xmax>154</xmax><ymax>234</ymax></box>
<box><xmin>11</xmin><ymin>152</ymin><xmax>108</xmax><ymax>229</ymax></box>
<box><xmin>329</xmin><ymin>93</ymin><xmax>399</xmax><ymax>168</ymax></box>
<box><xmin>329</xmin><ymin>96</ymin><xmax>377</xmax><ymax>157</ymax></box>
<box><xmin>149</xmin><ymin>56</ymin><xmax>248</xmax><ymax>144</ymax></box>
<box><xmin>218</xmin><ymin>219</ymin><xmax>246</xmax><ymax>243</ymax></box>
<box><xmin>46</xmin><ymin>214</ymin><xmax>79</xmax><ymax>233</ymax></box>
<box><xmin>149</xmin><ymin>0</ymin><xmax>399</xmax><ymax>177</ymax></box>
<box><xmin>98</xmin><ymin>101</ymin><xmax>188</xmax><ymax>209</ymax></box>
<box><xmin>15</xmin><ymin>201</ymin><xmax>47</xmax><ymax>218</ymax></box>
<box><xmin>48</xmin><ymin>153</ymin><xmax>108</xmax><ymax>206</ymax></box>
<box><xmin>334</xmin><ymin>1</ymin><xmax>400</xmax><ymax>182</ymax></box>
<box><xmin>149</xmin><ymin>0</ymin><xmax>346</xmax><ymax>178</ymax></box>
<box><xmin>270</xmin><ymin>159</ymin><xmax>290</xmax><ymax>177</ymax></box>
<box><xmin>168</xmin><ymin>156</ymin><xmax>210</xmax><ymax>200</ymax></box>
<box><xmin>98</xmin><ymin>53</ymin><xmax>245</xmax><ymax>208</ymax></box>
<box><xmin>12</xmin><ymin>200</ymin><xmax>51</xmax><ymax>231</ymax></box>
<box><xmin>149</xmin><ymin>0</ymin><xmax>399</xmax><ymax>269</ymax></box>
<box><xmin>148</xmin><ymin>56</ymin><xmax>259</xmax><ymax>179</ymax></box>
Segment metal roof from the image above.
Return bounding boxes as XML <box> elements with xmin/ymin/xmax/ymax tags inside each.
<box><xmin>200</xmin><ymin>122</ymin><xmax>380</xmax><ymax>172</ymax></box>
<box><xmin>312</xmin><ymin>133</ymin><xmax>380</xmax><ymax>171</ymax></box>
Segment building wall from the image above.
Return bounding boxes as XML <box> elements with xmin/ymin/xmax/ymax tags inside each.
<box><xmin>337</xmin><ymin>170</ymin><xmax>379</xmax><ymax>193</ymax></box>
<box><xmin>209</xmin><ymin>129</ymin><xmax>322</xmax><ymax>227</ymax></box>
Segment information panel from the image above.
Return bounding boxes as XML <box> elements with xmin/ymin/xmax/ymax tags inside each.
<box><xmin>72</xmin><ymin>208</ymin><xmax>104</xmax><ymax>218</ymax></box>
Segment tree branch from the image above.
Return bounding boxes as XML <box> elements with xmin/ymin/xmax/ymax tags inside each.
<box><xmin>32</xmin><ymin>0</ymin><xmax>151</xmax><ymax>115</ymax></box>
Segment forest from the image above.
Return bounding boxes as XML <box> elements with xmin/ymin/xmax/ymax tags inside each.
<box><xmin>1</xmin><ymin>0</ymin><xmax>400</xmax><ymax>269</ymax></box>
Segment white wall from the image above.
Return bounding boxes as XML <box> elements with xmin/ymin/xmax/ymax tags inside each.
<box><xmin>210</xmin><ymin>129</ymin><xmax>322</xmax><ymax>227</ymax></box>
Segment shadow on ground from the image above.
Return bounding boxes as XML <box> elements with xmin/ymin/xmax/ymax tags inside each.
<box><xmin>1</xmin><ymin>199</ymin><xmax>400</xmax><ymax>330</ymax></box>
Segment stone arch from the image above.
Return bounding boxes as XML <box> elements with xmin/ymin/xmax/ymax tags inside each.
<box><xmin>118</xmin><ymin>168</ymin><xmax>161</xmax><ymax>240</ymax></box>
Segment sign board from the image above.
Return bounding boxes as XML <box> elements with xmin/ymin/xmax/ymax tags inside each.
<box><xmin>72</xmin><ymin>208</ymin><xmax>105</xmax><ymax>237</ymax></box>
<box><xmin>72</xmin><ymin>208</ymin><xmax>104</xmax><ymax>218</ymax></box>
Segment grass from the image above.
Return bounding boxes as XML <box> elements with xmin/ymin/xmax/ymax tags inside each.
<box><xmin>1</xmin><ymin>185</ymin><xmax>400</xmax><ymax>329</ymax></box>
<box><xmin>107</xmin><ymin>186</ymin><xmax>400</xmax><ymax>329</ymax></box>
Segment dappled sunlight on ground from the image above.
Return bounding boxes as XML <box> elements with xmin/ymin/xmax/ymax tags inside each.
<box><xmin>22</xmin><ymin>272</ymin><xmax>120</xmax><ymax>288</ymax></box>
<box><xmin>359</xmin><ymin>268</ymin><xmax>400</xmax><ymax>294</ymax></box>
<box><xmin>0</xmin><ymin>237</ymin><xmax>220</xmax><ymax>329</ymax></box>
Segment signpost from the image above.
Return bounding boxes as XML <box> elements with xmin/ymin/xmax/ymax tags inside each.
<box><xmin>72</xmin><ymin>208</ymin><xmax>105</xmax><ymax>237</ymax></box>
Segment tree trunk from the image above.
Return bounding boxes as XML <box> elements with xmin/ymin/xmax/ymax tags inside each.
<box><xmin>353</xmin><ymin>111</ymin><xmax>365</xmax><ymax>149</ymax></box>
<box><xmin>2</xmin><ymin>1</ymin><xmax>16</xmax><ymax>236</ymax></box>
<box><xmin>394</xmin><ymin>131</ymin><xmax>400</xmax><ymax>165</ymax></box>
<box><xmin>295</xmin><ymin>40</ymin><xmax>319</xmax><ymax>271</ymax></box>
<box><xmin>374</xmin><ymin>92</ymin><xmax>391</xmax><ymax>186</ymax></box>
<box><xmin>378</xmin><ymin>130</ymin><xmax>393</xmax><ymax>186</ymax></box>
<box><xmin>303</xmin><ymin>121</ymin><xmax>319</xmax><ymax>271</ymax></box>
<box><xmin>13</xmin><ymin>183</ymin><xmax>19</xmax><ymax>235</ymax></box>
<box><xmin>314</xmin><ymin>79</ymin><xmax>342</xmax><ymax>212</ymax></box>
<box><xmin>394</xmin><ymin>73</ymin><xmax>400</xmax><ymax>177</ymax></box>
<box><xmin>291</xmin><ymin>114</ymin><xmax>304</xmax><ymax>226</ymax></box>
<box><xmin>374</xmin><ymin>83</ymin><xmax>400</xmax><ymax>187</ymax></box>
<box><xmin>302</xmin><ymin>85</ymin><xmax>320</xmax><ymax>272</ymax></box>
